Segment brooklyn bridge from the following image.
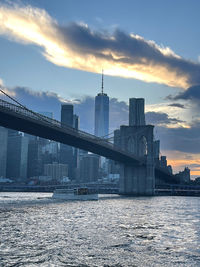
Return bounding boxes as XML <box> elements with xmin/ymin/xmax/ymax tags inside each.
<box><xmin>0</xmin><ymin>92</ymin><xmax>176</xmax><ymax>196</ymax></box>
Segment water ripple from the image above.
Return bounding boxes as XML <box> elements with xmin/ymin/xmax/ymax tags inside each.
<box><xmin>0</xmin><ymin>193</ymin><xmax>200</xmax><ymax>266</ymax></box>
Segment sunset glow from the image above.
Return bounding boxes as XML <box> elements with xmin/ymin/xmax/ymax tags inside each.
<box><xmin>0</xmin><ymin>5</ymin><xmax>197</xmax><ymax>89</ymax></box>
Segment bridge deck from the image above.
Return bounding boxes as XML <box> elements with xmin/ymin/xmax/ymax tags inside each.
<box><xmin>0</xmin><ymin>98</ymin><xmax>142</xmax><ymax>164</ymax></box>
<box><xmin>0</xmin><ymin>98</ymin><xmax>176</xmax><ymax>181</ymax></box>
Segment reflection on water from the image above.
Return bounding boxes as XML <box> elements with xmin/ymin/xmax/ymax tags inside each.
<box><xmin>0</xmin><ymin>192</ymin><xmax>200</xmax><ymax>266</ymax></box>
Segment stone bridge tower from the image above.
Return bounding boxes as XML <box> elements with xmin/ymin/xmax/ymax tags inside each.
<box><xmin>116</xmin><ymin>98</ymin><xmax>155</xmax><ymax>196</ymax></box>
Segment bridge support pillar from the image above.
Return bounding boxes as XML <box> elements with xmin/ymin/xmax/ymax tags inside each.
<box><xmin>119</xmin><ymin>159</ymin><xmax>155</xmax><ymax>196</ymax></box>
<box><xmin>117</xmin><ymin>124</ymin><xmax>155</xmax><ymax>196</ymax></box>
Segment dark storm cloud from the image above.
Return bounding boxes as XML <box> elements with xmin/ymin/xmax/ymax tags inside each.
<box><xmin>60</xmin><ymin>23</ymin><xmax>189</xmax><ymax>68</ymax></box>
<box><xmin>156</xmin><ymin>121</ymin><xmax>200</xmax><ymax>154</ymax></box>
<box><xmin>168</xmin><ymin>103</ymin><xmax>185</xmax><ymax>109</ymax></box>
<box><xmin>145</xmin><ymin>111</ymin><xmax>184</xmax><ymax>125</ymax></box>
<box><xmin>168</xmin><ymin>85</ymin><xmax>200</xmax><ymax>102</ymax></box>
<box><xmin>58</xmin><ymin>23</ymin><xmax>200</xmax><ymax>87</ymax></box>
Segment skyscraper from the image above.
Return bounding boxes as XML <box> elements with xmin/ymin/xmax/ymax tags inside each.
<box><xmin>44</xmin><ymin>162</ymin><xmax>68</xmax><ymax>182</ymax></box>
<box><xmin>80</xmin><ymin>154</ymin><xmax>100</xmax><ymax>182</ymax></box>
<box><xmin>27</xmin><ymin>138</ymin><xmax>43</xmax><ymax>179</ymax></box>
<box><xmin>73</xmin><ymin>114</ymin><xmax>79</xmax><ymax>170</ymax></box>
<box><xmin>6</xmin><ymin>131</ymin><xmax>29</xmax><ymax>182</ymax></box>
<box><xmin>129</xmin><ymin>98</ymin><xmax>145</xmax><ymax>126</ymax></box>
<box><xmin>0</xmin><ymin>127</ymin><xmax>8</xmax><ymax>177</ymax></box>
<box><xmin>95</xmin><ymin>72</ymin><xmax>109</xmax><ymax>137</ymax></box>
<box><xmin>61</xmin><ymin>104</ymin><xmax>74</xmax><ymax>127</ymax></box>
<box><xmin>38</xmin><ymin>111</ymin><xmax>54</xmax><ymax>146</ymax></box>
<box><xmin>60</xmin><ymin>104</ymin><xmax>77</xmax><ymax>179</ymax></box>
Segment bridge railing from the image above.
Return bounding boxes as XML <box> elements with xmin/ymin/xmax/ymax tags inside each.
<box><xmin>0</xmin><ymin>98</ymin><xmax>143</xmax><ymax>161</ymax></box>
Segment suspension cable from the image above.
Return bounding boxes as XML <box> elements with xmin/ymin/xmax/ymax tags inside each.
<box><xmin>0</xmin><ymin>87</ymin><xmax>55</xmax><ymax>124</ymax></box>
<box><xmin>0</xmin><ymin>87</ymin><xmax>28</xmax><ymax>110</ymax></box>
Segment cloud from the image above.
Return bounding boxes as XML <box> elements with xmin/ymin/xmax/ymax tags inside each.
<box><xmin>155</xmin><ymin>120</ymin><xmax>200</xmax><ymax>154</ymax></box>
<box><xmin>168</xmin><ymin>103</ymin><xmax>185</xmax><ymax>109</ymax></box>
<box><xmin>0</xmin><ymin>4</ymin><xmax>200</xmax><ymax>88</ymax></box>
<box><xmin>0</xmin><ymin>78</ymin><xmax>3</xmax><ymax>86</ymax></box>
<box><xmin>0</xmin><ymin>85</ymin><xmax>70</xmax><ymax>119</ymax></box>
<box><xmin>166</xmin><ymin>85</ymin><xmax>200</xmax><ymax>121</ymax></box>
<box><xmin>188</xmin><ymin>163</ymin><xmax>200</xmax><ymax>168</ymax></box>
<box><xmin>145</xmin><ymin>111</ymin><xmax>184</xmax><ymax>126</ymax></box>
<box><xmin>109</xmin><ymin>98</ymin><xmax>128</xmax><ymax>130</ymax></box>
<box><xmin>168</xmin><ymin>85</ymin><xmax>200</xmax><ymax>102</ymax></box>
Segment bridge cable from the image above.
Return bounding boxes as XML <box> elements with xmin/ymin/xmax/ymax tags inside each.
<box><xmin>0</xmin><ymin>87</ymin><xmax>55</xmax><ymax>124</ymax></box>
<box><xmin>0</xmin><ymin>88</ymin><xmax>29</xmax><ymax>110</ymax></box>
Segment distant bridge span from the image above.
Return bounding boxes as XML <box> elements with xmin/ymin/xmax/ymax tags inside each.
<box><xmin>0</xmin><ymin>98</ymin><xmax>175</xmax><ymax>183</ymax></box>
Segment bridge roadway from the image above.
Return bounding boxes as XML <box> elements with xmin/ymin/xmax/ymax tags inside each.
<box><xmin>0</xmin><ymin>98</ymin><xmax>175</xmax><ymax>182</ymax></box>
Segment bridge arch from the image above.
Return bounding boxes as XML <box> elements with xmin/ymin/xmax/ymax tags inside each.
<box><xmin>127</xmin><ymin>137</ymin><xmax>135</xmax><ymax>154</ymax></box>
<box><xmin>138</xmin><ymin>135</ymin><xmax>148</xmax><ymax>157</ymax></box>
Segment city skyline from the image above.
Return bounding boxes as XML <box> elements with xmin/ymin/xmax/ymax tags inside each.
<box><xmin>0</xmin><ymin>1</ymin><xmax>200</xmax><ymax>177</ymax></box>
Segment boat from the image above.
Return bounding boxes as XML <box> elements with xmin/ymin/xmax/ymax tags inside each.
<box><xmin>52</xmin><ymin>187</ymin><xmax>98</xmax><ymax>200</ymax></box>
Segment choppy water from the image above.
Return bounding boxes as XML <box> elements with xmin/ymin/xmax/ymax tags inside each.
<box><xmin>0</xmin><ymin>192</ymin><xmax>200</xmax><ymax>267</ymax></box>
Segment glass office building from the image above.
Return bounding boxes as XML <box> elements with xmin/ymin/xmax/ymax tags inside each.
<box><xmin>94</xmin><ymin>73</ymin><xmax>109</xmax><ymax>138</ymax></box>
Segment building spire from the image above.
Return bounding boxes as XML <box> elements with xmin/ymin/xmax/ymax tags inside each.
<box><xmin>101</xmin><ymin>69</ymin><xmax>104</xmax><ymax>94</ymax></box>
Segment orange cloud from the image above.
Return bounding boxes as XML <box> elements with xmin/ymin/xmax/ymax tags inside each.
<box><xmin>190</xmin><ymin>171</ymin><xmax>200</xmax><ymax>176</ymax></box>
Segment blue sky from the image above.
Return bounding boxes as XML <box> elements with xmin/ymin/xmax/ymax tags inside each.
<box><xmin>0</xmin><ymin>0</ymin><xmax>200</xmax><ymax>176</ymax></box>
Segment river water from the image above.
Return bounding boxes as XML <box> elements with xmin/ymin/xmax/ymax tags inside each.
<box><xmin>0</xmin><ymin>192</ymin><xmax>200</xmax><ymax>266</ymax></box>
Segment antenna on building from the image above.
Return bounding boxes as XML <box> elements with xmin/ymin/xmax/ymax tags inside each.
<box><xmin>101</xmin><ymin>69</ymin><xmax>104</xmax><ymax>94</ymax></box>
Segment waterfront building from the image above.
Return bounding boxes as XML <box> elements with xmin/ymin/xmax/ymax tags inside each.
<box><xmin>154</xmin><ymin>140</ymin><xmax>160</xmax><ymax>166</ymax></box>
<box><xmin>94</xmin><ymin>72</ymin><xmax>109</xmax><ymax>137</ymax></box>
<box><xmin>44</xmin><ymin>162</ymin><xmax>68</xmax><ymax>182</ymax></box>
<box><xmin>25</xmin><ymin>112</ymin><xmax>53</xmax><ymax>145</ymax></box>
<box><xmin>77</xmin><ymin>149</ymin><xmax>88</xmax><ymax>178</ymax></box>
<box><xmin>61</xmin><ymin>104</ymin><xmax>74</xmax><ymax>126</ymax></box>
<box><xmin>129</xmin><ymin>98</ymin><xmax>145</xmax><ymax>126</ymax></box>
<box><xmin>60</xmin><ymin>106</ymin><xmax>79</xmax><ymax>178</ymax></box>
<box><xmin>159</xmin><ymin>155</ymin><xmax>173</xmax><ymax>174</ymax></box>
<box><xmin>24</xmin><ymin>133</ymin><xmax>37</xmax><ymax>141</ymax></box>
<box><xmin>0</xmin><ymin>127</ymin><xmax>8</xmax><ymax>177</ymax></box>
<box><xmin>27</xmin><ymin>138</ymin><xmax>43</xmax><ymax>179</ymax></box>
<box><xmin>6</xmin><ymin>131</ymin><xmax>29</xmax><ymax>182</ymax></box>
<box><xmin>43</xmin><ymin>140</ymin><xmax>59</xmax><ymax>157</ymax></box>
<box><xmin>176</xmin><ymin>167</ymin><xmax>190</xmax><ymax>184</ymax></box>
<box><xmin>60</xmin><ymin>104</ymin><xmax>74</xmax><ymax>179</ymax></box>
<box><xmin>108</xmin><ymin>159</ymin><xmax>120</xmax><ymax>177</ymax></box>
<box><xmin>167</xmin><ymin>165</ymin><xmax>173</xmax><ymax>175</ymax></box>
<box><xmin>73</xmin><ymin>114</ymin><xmax>79</xmax><ymax>171</ymax></box>
<box><xmin>38</xmin><ymin>111</ymin><xmax>53</xmax><ymax>146</ymax></box>
<box><xmin>80</xmin><ymin>154</ymin><xmax>100</xmax><ymax>182</ymax></box>
<box><xmin>79</xmin><ymin>149</ymin><xmax>88</xmax><ymax>160</ymax></box>
<box><xmin>160</xmin><ymin>156</ymin><xmax>167</xmax><ymax>168</ymax></box>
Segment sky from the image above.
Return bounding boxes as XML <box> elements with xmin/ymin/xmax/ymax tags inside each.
<box><xmin>0</xmin><ymin>0</ymin><xmax>200</xmax><ymax>177</ymax></box>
